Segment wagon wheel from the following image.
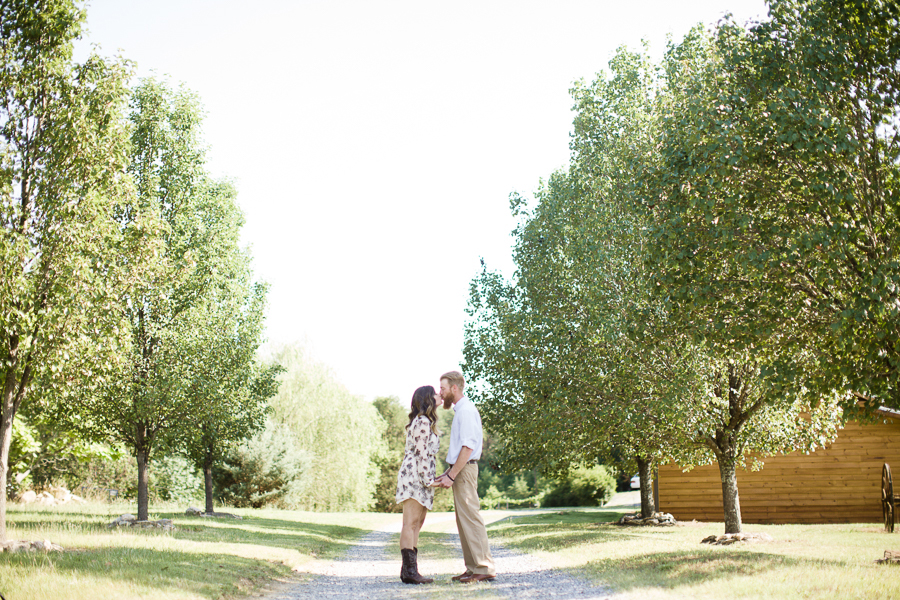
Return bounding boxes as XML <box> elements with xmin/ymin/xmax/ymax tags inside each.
<box><xmin>884</xmin><ymin>463</ymin><xmax>895</xmax><ymax>533</ymax></box>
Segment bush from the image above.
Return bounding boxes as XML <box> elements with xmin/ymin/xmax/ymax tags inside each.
<box><xmin>541</xmin><ymin>465</ymin><xmax>616</xmax><ymax>508</ymax></box>
<box><xmin>152</xmin><ymin>455</ymin><xmax>203</xmax><ymax>504</ymax></box>
<box><xmin>213</xmin><ymin>418</ymin><xmax>310</xmax><ymax>508</ymax></box>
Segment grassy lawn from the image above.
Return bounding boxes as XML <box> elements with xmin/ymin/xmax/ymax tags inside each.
<box><xmin>488</xmin><ymin>506</ymin><xmax>900</xmax><ymax>600</ymax></box>
<box><xmin>0</xmin><ymin>501</ymin><xmax>398</xmax><ymax>600</ymax></box>
<box><xmin>7</xmin><ymin>498</ymin><xmax>900</xmax><ymax>600</ymax></box>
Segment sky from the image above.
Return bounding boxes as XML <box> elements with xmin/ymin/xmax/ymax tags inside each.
<box><xmin>73</xmin><ymin>0</ymin><xmax>769</xmax><ymax>402</ymax></box>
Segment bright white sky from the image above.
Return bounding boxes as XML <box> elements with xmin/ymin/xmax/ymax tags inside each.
<box><xmin>74</xmin><ymin>0</ymin><xmax>768</xmax><ymax>401</ymax></box>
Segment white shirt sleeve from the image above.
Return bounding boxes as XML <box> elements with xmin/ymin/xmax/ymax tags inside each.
<box><xmin>456</xmin><ymin>405</ymin><xmax>481</xmax><ymax>451</ymax></box>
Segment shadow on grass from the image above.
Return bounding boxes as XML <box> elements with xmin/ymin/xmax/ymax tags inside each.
<box><xmin>172</xmin><ymin>517</ymin><xmax>366</xmax><ymax>558</ymax></box>
<box><xmin>1</xmin><ymin>546</ymin><xmax>287</xmax><ymax>599</ymax></box>
<box><xmin>487</xmin><ymin>510</ymin><xmax>628</xmax><ymax>552</ymax></box>
<box><xmin>488</xmin><ymin>511</ymin><xmax>857</xmax><ymax>593</ymax></box>
<box><xmin>8</xmin><ymin>511</ymin><xmax>369</xmax><ymax>561</ymax></box>
<box><xmin>580</xmin><ymin>550</ymin><xmax>848</xmax><ymax>592</ymax></box>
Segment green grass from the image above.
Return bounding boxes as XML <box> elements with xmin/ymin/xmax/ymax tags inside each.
<box><xmin>0</xmin><ymin>502</ymin><xmax>397</xmax><ymax>600</ymax></box>
<box><xmin>488</xmin><ymin>509</ymin><xmax>900</xmax><ymax>599</ymax></box>
<box><xmin>8</xmin><ymin>500</ymin><xmax>900</xmax><ymax>599</ymax></box>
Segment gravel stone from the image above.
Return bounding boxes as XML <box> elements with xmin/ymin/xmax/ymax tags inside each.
<box><xmin>266</xmin><ymin>520</ymin><xmax>614</xmax><ymax>599</ymax></box>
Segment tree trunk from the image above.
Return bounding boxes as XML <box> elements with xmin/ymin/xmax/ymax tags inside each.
<box><xmin>204</xmin><ymin>460</ymin><xmax>214</xmax><ymax>514</ymax></box>
<box><xmin>717</xmin><ymin>457</ymin><xmax>743</xmax><ymax>534</ymax></box>
<box><xmin>136</xmin><ymin>447</ymin><xmax>151</xmax><ymax>521</ymax></box>
<box><xmin>0</xmin><ymin>407</ymin><xmax>12</xmax><ymax>542</ymax></box>
<box><xmin>637</xmin><ymin>456</ymin><xmax>655</xmax><ymax>518</ymax></box>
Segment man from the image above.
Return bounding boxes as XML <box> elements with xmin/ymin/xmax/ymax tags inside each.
<box><xmin>433</xmin><ymin>370</ymin><xmax>496</xmax><ymax>583</ymax></box>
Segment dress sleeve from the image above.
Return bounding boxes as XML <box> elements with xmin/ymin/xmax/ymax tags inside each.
<box><xmin>412</xmin><ymin>417</ymin><xmax>434</xmax><ymax>488</ymax></box>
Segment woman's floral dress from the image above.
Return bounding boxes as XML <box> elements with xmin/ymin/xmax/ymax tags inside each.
<box><xmin>395</xmin><ymin>415</ymin><xmax>440</xmax><ymax>509</ymax></box>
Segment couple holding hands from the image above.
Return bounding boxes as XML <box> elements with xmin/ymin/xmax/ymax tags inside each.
<box><xmin>394</xmin><ymin>370</ymin><xmax>496</xmax><ymax>585</ymax></box>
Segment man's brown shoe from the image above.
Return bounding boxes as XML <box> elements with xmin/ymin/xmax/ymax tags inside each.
<box><xmin>459</xmin><ymin>573</ymin><xmax>496</xmax><ymax>583</ymax></box>
<box><xmin>451</xmin><ymin>571</ymin><xmax>472</xmax><ymax>581</ymax></box>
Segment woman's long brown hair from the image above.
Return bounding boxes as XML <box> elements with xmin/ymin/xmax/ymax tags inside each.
<box><xmin>407</xmin><ymin>385</ymin><xmax>439</xmax><ymax>435</ymax></box>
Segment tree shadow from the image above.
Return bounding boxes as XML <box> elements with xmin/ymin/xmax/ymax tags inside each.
<box><xmin>581</xmin><ymin>549</ymin><xmax>848</xmax><ymax>591</ymax></box>
<box><xmin>1</xmin><ymin>547</ymin><xmax>287</xmax><ymax>599</ymax></box>
<box><xmin>7</xmin><ymin>511</ymin><xmax>369</xmax><ymax>559</ymax></box>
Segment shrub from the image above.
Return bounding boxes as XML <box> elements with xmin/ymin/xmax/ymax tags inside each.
<box><xmin>213</xmin><ymin>418</ymin><xmax>309</xmax><ymax>508</ymax></box>
<box><xmin>152</xmin><ymin>455</ymin><xmax>203</xmax><ymax>504</ymax></box>
<box><xmin>541</xmin><ymin>465</ymin><xmax>616</xmax><ymax>508</ymax></box>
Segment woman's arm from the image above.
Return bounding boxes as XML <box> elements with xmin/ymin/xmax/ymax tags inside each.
<box><xmin>412</xmin><ymin>417</ymin><xmax>435</xmax><ymax>488</ymax></box>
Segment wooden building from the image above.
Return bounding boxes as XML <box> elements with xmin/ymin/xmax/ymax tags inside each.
<box><xmin>657</xmin><ymin>408</ymin><xmax>900</xmax><ymax>524</ymax></box>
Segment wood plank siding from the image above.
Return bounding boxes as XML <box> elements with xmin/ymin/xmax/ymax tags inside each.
<box><xmin>658</xmin><ymin>415</ymin><xmax>900</xmax><ymax>524</ymax></box>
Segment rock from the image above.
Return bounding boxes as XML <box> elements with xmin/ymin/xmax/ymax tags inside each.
<box><xmin>109</xmin><ymin>515</ymin><xmax>175</xmax><ymax>531</ymax></box>
<box><xmin>186</xmin><ymin>506</ymin><xmax>241</xmax><ymax>519</ymax></box>
<box><xmin>19</xmin><ymin>491</ymin><xmax>36</xmax><ymax>504</ymax></box>
<box><xmin>0</xmin><ymin>539</ymin><xmax>63</xmax><ymax>552</ymax></box>
<box><xmin>200</xmin><ymin>511</ymin><xmax>242</xmax><ymax>520</ymax></box>
<box><xmin>108</xmin><ymin>514</ymin><xmax>137</xmax><ymax>528</ymax></box>
<box><xmin>49</xmin><ymin>486</ymin><xmax>72</xmax><ymax>502</ymax></box>
<box><xmin>876</xmin><ymin>550</ymin><xmax>900</xmax><ymax>564</ymax></box>
<box><xmin>701</xmin><ymin>532</ymin><xmax>774</xmax><ymax>545</ymax></box>
<box><xmin>617</xmin><ymin>511</ymin><xmax>677</xmax><ymax>527</ymax></box>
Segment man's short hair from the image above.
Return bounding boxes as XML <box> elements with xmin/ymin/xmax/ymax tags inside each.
<box><xmin>440</xmin><ymin>370</ymin><xmax>465</xmax><ymax>392</ymax></box>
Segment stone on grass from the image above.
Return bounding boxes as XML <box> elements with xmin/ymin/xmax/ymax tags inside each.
<box><xmin>185</xmin><ymin>506</ymin><xmax>242</xmax><ymax>519</ymax></box>
<box><xmin>876</xmin><ymin>550</ymin><xmax>900</xmax><ymax>564</ymax></box>
<box><xmin>617</xmin><ymin>512</ymin><xmax>677</xmax><ymax>526</ymax></box>
<box><xmin>701</xmin><ymin>532</ymin><xmax>774</xmax><ymax>545</ymax></box>
<box><xmin>17</xmin><ymin>486</ymin><xmax>83</xmax><ymax>506</ymax></box>
<box><xmin>0</xmin><ymin>539</ymin><xmax>63</xmax><ymax>553</ymax></box>
<box><xmin>108</xmin><ymin>514</ymin><xmax>175</xmax><ymax>531</ymax></box>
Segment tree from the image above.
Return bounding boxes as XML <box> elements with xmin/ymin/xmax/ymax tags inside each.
<box><xmin>635</xmin><ymin>26</ymin><xmax>846</xmax><ymax>533</ymax></box>
<box><xmin>267</xmin><ymin>343</ymin><xmax>384</xmax><ymax>511</ymax></box>
<box><xmin>465</xmin><ymin>48</ymin><xmax>703</xmax><ymax>518</ymax></box>
<box><xmin>0</xmin><ymin>0</ymin><xmax>133</xmax><ymax>539</ymax></box>
<box><xmin>213</xmin><ymin>417</ymin><xmax>309</xmax><ymax>508</ymax></box>
<box><xmin>169</xmin><ymin>247</ymin><xmax>278</xmax><ymax>514</ymax></box>
<box><xmin>642</xmin><ymin>0</ymin><xmax>900</xmax><ymax>411</ymax></box>
<box><xmin>71</xmin><ymin>79</ymin><xmax>247</xmax><ymax>521</ymax></box>
<box><xmin>467</xmin><ymin>40</ymin><xmax>844</xmax><ymax>533</ymax></box>
<box><xmin>465</xmin><ymin>169</ymin><xmax>700</xmax><ymax>518</ymax></box>
<box><xmin>179</xmin><ymin>347</ymin><xmax>280</xmax><ymax>513</ymax></box>
<box><xmin>371</xmin><ymin>396</ymin><xmax>408</xmax><ymax>513</ymax></box>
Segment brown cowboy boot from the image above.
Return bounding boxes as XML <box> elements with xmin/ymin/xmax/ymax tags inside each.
<box><xmin>400</xmin><ymin>548</ymin><xmax>433</xmax><ymax>584</ymax></box>
<box><xmin>411</xmin><ymin>547</ymin><xmax>433</xmax><ymax>584</ymax></box>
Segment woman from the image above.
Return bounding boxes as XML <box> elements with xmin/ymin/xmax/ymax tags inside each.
<box><xmin>395</xmin><ymin>385</ymin><xmax>441</xmax><ymax>584</ymax></box>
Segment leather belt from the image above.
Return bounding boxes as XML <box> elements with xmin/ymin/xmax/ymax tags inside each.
<box><xmin>450</xmin><ymin>460</ymin><xmax>478</xmax><ymax>466</ymax></box>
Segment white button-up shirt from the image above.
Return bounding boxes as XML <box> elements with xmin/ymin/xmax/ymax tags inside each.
<box><xmin>446</xmin><ymin>396</ymin><xmax>483</xmax><ymax>465</ymax></box>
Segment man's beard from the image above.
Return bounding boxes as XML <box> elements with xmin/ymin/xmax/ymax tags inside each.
<box><xmin>442</xmin><ymin>394</ymin><xmax>453</xmax><ymax>409</ymax></box>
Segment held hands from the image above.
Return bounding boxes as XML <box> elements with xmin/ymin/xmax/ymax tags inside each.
<box><xmin>431</xmin><ymin>473</ymin><xmax>454</xmax><ymax>488</ymax></box>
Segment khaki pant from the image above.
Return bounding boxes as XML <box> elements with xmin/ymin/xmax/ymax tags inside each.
<box><xmin>452</xmin><ymin>462</ymin><xmax>495</xmax><ymax>576</ymax></box>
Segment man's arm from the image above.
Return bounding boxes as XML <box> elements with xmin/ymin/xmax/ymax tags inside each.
<box><xmin>434</xmin><ymin>446</ymin><xmax>473</xmax><ymax>488</ymax></box>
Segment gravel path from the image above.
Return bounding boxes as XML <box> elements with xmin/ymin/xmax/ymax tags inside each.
<box><xmin>265</xmin><ymin>517</ymin><xmax>615</xmax><ymax>600</ymax></box>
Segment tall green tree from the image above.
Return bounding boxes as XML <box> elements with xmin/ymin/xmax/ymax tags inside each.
<box><xmin>175</xmin><ymin>272</ymin><xmax>280</xmax><ymax>513</ymax></box>
<box><xmin>371</xmin><ymin>396</ymin><xmax>407</xmax><ymax>513</ymax></box>
<box><xmin>643</xmin><ymin>0</ymin><xmax>900</xmax><ymax>411</ymax></box>
<box><xmin>0</xmin><ymin>0</ymin><xmax>133</xmax><ymax>539</ymax></box>
<box><xmin>72</xmin><ymin>79</ymin><xmax>247</xmax><ymax>521</ymax></box>
<box><xmin>467</xmin><ymin>40</ymin><xmax>844</xmax><ymax>533</ymax></box>
<box><xmin>267</xmin><ymin>343</ymin><xmax>385</xmax><ymax>511</ymax></box>
<box><xmin>635</xmin><ymin>26</ymin><xmax>846</xmax><ymax>533</ymax></box>
<box><xmin>466</xmin><ymin>48</ymin><xmax>701</xmax><ymax>518</ymax></box>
